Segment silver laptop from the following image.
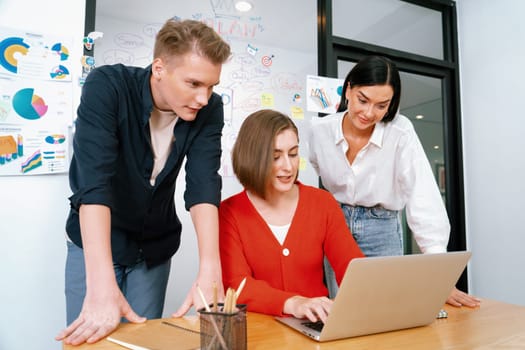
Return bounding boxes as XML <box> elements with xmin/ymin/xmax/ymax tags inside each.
<box><xmin>275</xmin><ymin>251</ymin><xmax>471</xmax><ymax>342</ymax></box>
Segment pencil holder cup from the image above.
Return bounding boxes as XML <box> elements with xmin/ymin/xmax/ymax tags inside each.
<box><xmin>199</xmin><ymin>304</ymin><xmax>247</xmax><ymax>350</ymax></box>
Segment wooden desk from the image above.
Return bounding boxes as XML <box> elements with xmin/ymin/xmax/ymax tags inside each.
<box><xmin>63</xmin><ymin>299</ymin><xmax>525</xmax><ymax>349</ymax></box>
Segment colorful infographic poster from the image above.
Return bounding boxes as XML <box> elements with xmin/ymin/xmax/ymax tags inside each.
<box><xmin>0</xmin><ymin>27</ymin><xmax>72</xmax><ymax>175</ymax></box>
<box><xmin>0</xmin><ymin>124</ymin><xmax>68</xmax><ymax>175</ymax></box>
<box><xmin>306</xmin><ymin>75</ymin><xmax>344</xmax><ymax>114</ymax></box>
<box><xmin>0</xmin><ymin>28</ymin><xmax>73</xmax><ymax>81</ymax></box>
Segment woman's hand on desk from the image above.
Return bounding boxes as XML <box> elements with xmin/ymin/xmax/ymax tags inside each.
<box><xmin>446</xmin><ymin>287</ymin><xmax>481</xmax><ymax>308</ymax></box>
<box><xmin>56</xmin><ymin>283</ymin><xmax>146</xmax><ymax>345</ymax></box>
<box><xmin>283</xmin><ymin>296</ymin><xmax>333</xmax><ymax>323</ymax></box>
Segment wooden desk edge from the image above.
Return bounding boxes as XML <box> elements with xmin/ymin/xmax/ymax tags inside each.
<box><xmin>62</xmin><ymin>299</ymin><xmax>525</xmax><ymax>350</ymax></box>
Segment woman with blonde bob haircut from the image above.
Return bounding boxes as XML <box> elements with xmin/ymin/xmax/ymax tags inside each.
<box><xmin>220</xmin><ymin>109</ymin><xmax>363</xmax><ymax>323</ymax></box>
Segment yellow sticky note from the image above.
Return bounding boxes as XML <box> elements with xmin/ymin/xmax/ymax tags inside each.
<box><xmin>261</xmin><ymin>93</ymin><xmax>274</xmax><ymax>107</ymax></box>
<box><xmin>290</xmin><ymin>106</ymin><xmax>304</xmax><ymax>119</ymax></box>
<box><xmin>299</xmin><ymin>157</ymin><xmax>307</xmax><ymax>170</ymax></box>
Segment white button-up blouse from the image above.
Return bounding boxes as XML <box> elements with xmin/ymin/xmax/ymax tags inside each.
<box><xmin>307</xmin><ymin>111</ymin><xmax>450</xmax><ymax>253</ymax></box>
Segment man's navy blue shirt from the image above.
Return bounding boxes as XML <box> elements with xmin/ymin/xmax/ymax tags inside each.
<box><xmin>66</xmin><ymin>64</ymin><xmax>223</xmax><ymax>267</ymax></box>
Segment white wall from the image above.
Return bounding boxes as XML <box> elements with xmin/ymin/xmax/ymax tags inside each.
<box><xmin>0</xmin><ymin>1</ymin><xmax>85</xmax><ymax>349</ymax></box>
<box><xmin>457</xmin><ymin>0</ymin><xmax>525</xmax><ymax>305</ymax></box>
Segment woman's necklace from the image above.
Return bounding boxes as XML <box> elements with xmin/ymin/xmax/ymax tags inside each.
<box><xmin>247</xmin><ymin>186</ymin><xmax>299</xmax><ymax>226</ymax></box>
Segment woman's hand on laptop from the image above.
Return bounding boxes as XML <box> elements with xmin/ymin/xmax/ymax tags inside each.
<box><xmin>284</xmin><ymin>296</ymin><xmax>333</xmax><ymax>322</ymax></box>
<box><xmin>446</xmin><ymin>287</ymin><xmax>481</xmax><ymax>308</ymax></box>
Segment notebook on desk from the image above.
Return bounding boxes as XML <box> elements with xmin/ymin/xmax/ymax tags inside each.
<box><xmin>275</xmin><ymin>251</ymin><xmax>471</xmax><ymax>342</ymax></box>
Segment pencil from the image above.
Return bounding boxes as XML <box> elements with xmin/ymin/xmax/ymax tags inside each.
<box><xmin>224</xmin><ymin>288</ymin><xmax>234</xmax><ymax>314</ymax></box>
<box><xmin>235</xmin><ymin>277</ymin><xmax>247</xmax><ymax>299</ymax></box>
<box><xmin>213</xmin><ymin>281</ymin><xmax>218</xmax><ymax>312</ymax></box>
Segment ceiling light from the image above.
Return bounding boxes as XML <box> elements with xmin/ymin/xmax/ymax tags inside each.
<box><xmin>235</xmin><ymin>1</ymin><xmax>253</xmax><ymax>12</ymax></box>
<box><xmin>415</xmin><ymin>115</ymin><xmax>424</xmax><ymax>120</ymax></box>
<box><xmin>433</xmin><ymin>145</ymin><xmax>440</xmax><ymax>149</ymax></box>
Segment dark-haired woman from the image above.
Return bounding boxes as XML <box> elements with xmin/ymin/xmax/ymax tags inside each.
<box><xmin>308</xmin><ymin>55</ymin><xmax>480</xmax><ymax>308</ymax></box>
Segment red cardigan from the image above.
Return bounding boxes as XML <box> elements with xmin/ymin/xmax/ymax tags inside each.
<box><xmin>219</xmin><ymin>183</ymin><xmax>364</xmax><ymax>316</ymax></box>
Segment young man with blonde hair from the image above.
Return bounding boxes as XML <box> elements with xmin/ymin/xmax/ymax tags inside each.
<box><xmin>57</xmin><ymin>19</ymin><xmax>231</xmax><ymax>345</ymax></box>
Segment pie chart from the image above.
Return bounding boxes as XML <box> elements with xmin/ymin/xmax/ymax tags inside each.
<box><xmin>51</xmin><ymin>43</ymin><xmax>69</xmax><ymax>61</ymax></box>
<box><xmin>45</xmin><ymin>134</ymin><xmax>66</xmax><ymax>144</ymax></box>
<box><xmin>0</xmin><ymin>37</ymin><xmax>29</xmax><ymax>73</ymax></box>
<box><xmin>12</xmin><ymin>88</ymin><xmax>48</xmax><ymax>120</ymax></box>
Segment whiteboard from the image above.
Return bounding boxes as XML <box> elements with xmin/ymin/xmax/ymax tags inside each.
<box><xmin>92</xmin><ymin>8</ymin><xmax>320</xmax><ymax>196</ymax></box>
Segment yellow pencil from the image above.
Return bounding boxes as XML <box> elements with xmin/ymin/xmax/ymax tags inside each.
<box><xmin>212</xmin><ymin>281</ymin><xmax>218</xmax><ymax>312</ymax></box>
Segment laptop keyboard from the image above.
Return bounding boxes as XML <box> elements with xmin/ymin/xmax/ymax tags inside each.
<box><xmin>302</xmin><ymin>320</ymin><xmax>325</xmax><ymax>332</ymax></box>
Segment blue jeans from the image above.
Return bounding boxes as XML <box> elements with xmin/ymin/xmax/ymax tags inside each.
<box><xmin>325</xmin><ymin>204</ymin><xmax>403</xmax><ymax>298</ymax></box>
<box><xmin>65</xmin><ymin>241</ymin><xmax>171</xmax><ymax>325</ymax></box>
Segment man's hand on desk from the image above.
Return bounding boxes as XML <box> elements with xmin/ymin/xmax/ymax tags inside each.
<box><xmin>172</xmin><ymin>271</ymin><xmax>225</xmax><ymax>317</ymax></box>
<box><xmin>446</xmin><ymin>287</ymin><xmax>482</xmax><ymax>308</ymax></box>
<box><xmin>55</xmin><ymin>285</ymin><xmax>146</xmax><ymax>345</ymax></box>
